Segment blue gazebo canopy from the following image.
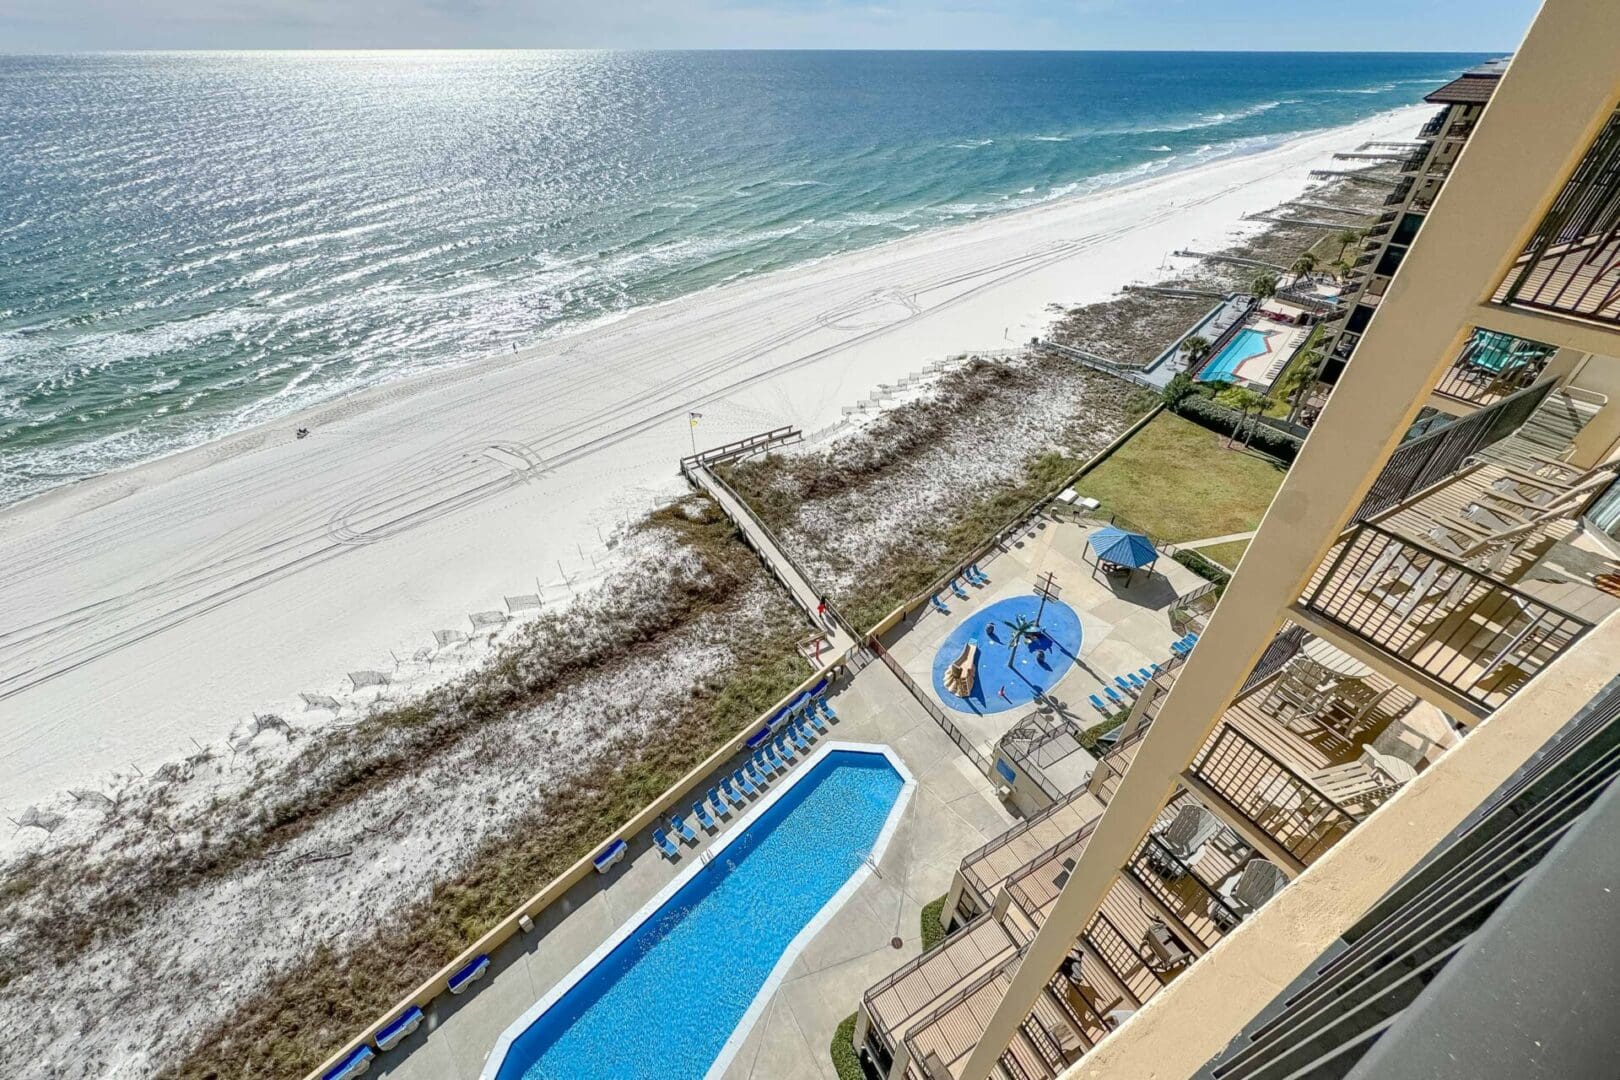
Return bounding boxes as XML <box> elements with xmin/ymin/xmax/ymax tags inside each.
<box><xmin>1088</xmin><ymin>526</ymin><xmax>1157</xmax><ymax>568</ymax></box>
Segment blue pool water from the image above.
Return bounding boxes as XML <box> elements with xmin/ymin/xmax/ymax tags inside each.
<box><xmin>932</xmin><ymin>595</ymin><xmax>1083</xmax><ymax>714</ymax></box>
<box><xmin>491</xmin><ymin>749</ymin><xmax>906</xmax><ymax>1080</ymax></box>
<box><xmin>1198</xmin><ymin>328</ymin><xmax>1272</xmax><ymax>383</ymax></box>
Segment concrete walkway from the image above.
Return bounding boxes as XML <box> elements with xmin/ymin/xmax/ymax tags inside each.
<box><xmin>1176</xmin><ymin>529</ymin><xmax>1257</xmax><ymax>550</ymax></box>
<box><xmin>689</xmin><ymin>464</ymin><xmax>857</xmax><ymax>654</ymax></box>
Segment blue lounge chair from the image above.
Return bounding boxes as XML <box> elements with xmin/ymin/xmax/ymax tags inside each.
<box><xmin>775</xmin><ymin>734</ymin><xmax>796</xmax><ymax>761</ymax></box>
<box><xmin>744</xmin><ymin>763</ymin><xmax>767</xmax><ymax>788</ymax></box>
<box><xmin>1138</xmin><ymin>667</ymin><xmax>1154</xmax><ymax>682</ymax></box>
<box><xmin>1115</xmin><ymin>676</ymin><xmax>1135</xmax><ymax>695</ymax></box>
<box><xmin>720</xmin><ymin>779</ymin><xmax>746</xmax><ymax>809</ymax></box>
<box><xmin>789</xmin><ymin>727</ymin><xmax>810</xmax><ymax>752</ymax></box>
<box><xmin>969</xmin><ymin>563</ymin><xmax>989</xmax><ymax>584</ymax></box>
<box><xmin>817</xmin><ymin>696</ymin><xmax>838</xmax><ymax>722</ymax></box>
<box><xmin>755</xmin><ymin>750</ymin><xmax>777</xmax><ymax>777</ymax></box>
<box><xmin>1126</xmin><ymin>672</ymin><xmax>1145</xmax><ymax>691</ymax></box>
<box><xmin>765</xmin><ymin>745</ymin><xmax>786</xmax><ymax>772</ymax></box>
<box><xmin>805</xmin><ymin>710</ymin><xmax>828</xmax><ymax>735</ymax></box>
<box><xmin>733</xmin><ymin>770</ymin><xmax>758</xmax><ymax>798</ymax></box>
<box><xmin>1170</xmin><ymin>640</ymin><xmax>1189</xmax><ymax>658</ymax></box>
<box><xmin>950</xmin><ymin>579</ymin><xmax>969</xmax><ymax>600</ymax></box>
<box><xmin>671</xmin><ymin>815</ymin><xmax>698</xmax><ymax>844</ymax></box>
<box><xmin>693</xmin><ymin>800</ymin><xmax>717</xmax><ymax>830</ymax></box>
<box><xmin>1104</xmin><ymin>686</ymin><xmax>1123</xmax><ymax>706</ymax></box>
<box><xmin>1185</xmin><ymin>631</ymin><xmax>1200</xmax><ymax>644</ymax></box>
<box><xmin>931</xmin><ymin>595</ymin><xmax>950</xmax><ymax>614</ymax></box>
<box><xmin>1089</xmin><ymin>693</ymin><xmax>1109</xmax><ymax>715</ymax></box>
<box><xmin>653</xmin><ymin>829</ymin><xmax>680</xmax><ymax>859</ymax></box>
<box><xmin>709</xmin><ymin>787</ymin><xmax>733</xmax><ymax>818</ymax></box>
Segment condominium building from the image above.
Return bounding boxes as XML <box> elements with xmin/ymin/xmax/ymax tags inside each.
<box><xmin>852</xmin><ymin>4</ymin><xmax>1620</xmax><ymax>1078</ymax></box>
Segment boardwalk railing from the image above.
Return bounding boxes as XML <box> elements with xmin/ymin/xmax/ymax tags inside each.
<box><xmin>678</xmin><ymin>425</ymin><xmax>800</xmax><ymax>471</ymax></box>
<box><xmin>872</xmin><ymin>639</ymin><xmax>990</xmax><ymax>773</ymax></box>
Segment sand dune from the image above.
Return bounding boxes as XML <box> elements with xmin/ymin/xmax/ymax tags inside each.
<box><xmin>0</xmin><ymin>105</ymin><xmax>1429</xmax><ymax>821</ymax></box>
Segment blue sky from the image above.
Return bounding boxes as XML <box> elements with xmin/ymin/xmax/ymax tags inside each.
<box><xmin>1</xmin><ymin>0</ymin><xmax>1539</xmax><ymax>53</ymax></box>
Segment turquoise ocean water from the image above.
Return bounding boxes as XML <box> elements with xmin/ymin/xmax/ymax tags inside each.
<box><xmin>0</xmin><ymin>51</ymin><xmax>1490</xmax><ymax>506</ymax></box>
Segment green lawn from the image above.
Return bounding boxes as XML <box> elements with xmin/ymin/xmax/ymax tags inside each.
<box><xmin>1076</xmin><ymin>412</ymin><xmax>1286</xmax><ymax>544</ymax></box>
<box><xmin>1198</xmin><ymin>539</ymin><xmax>1252</xmax><ymax>571</ymax></box>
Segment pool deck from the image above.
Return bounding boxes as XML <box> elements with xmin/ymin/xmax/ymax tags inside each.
<box><xmin>881</xmin><ymin>514</ymin><xmax>1207</xmax><ymax>756</ymax></box>
<box><xmin>373</xmin><ymin>662</ymin><xmax>1016</xmax><ymax>1080</ymax></box>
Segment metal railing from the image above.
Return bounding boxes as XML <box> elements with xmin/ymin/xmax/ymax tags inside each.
<box><xmin>1236</xmin><ymin>623</ymin><xmax>1308</xmax><ymax>697</ymax></box>
<box><xmin>872</xmin><ymin>640</ymin><xmax>991</xmax><ymax>773</ymax></box>
<box><xmin>1302</xmin><ymin>523</ymin><xmax>1593</xmax><ymax>711</ymax></box>
<box><xmin>1124</xmin><ymin>834</ymin><xmax>1238</xmax><ymax>949</ymax></box>
<box><xmin>959</xmin><ymin>785</ymin><xmax>1097</xmax><ymax>904</ymax></box>
<box><xmin>863</xmin><ymin>910</ymin><xmax>1009</xmax><ymax>1047</ymax></box>
<box><xmin>1190</xmin><ymin>724</ymin><xmax>1358</xmax><ymax>866</ymax></box>
<box><xmin>1432</xmin><ymin>329</ymin><xmax>1557</xmax><ymax>406</ymax></box>
<box><xmin>1352</xmin><ymin>378</ymin><xmax>1555</xmax><ymax>520</ymax></box>
<box><xmin>1084</xmin><ymin>910</ymin><xmax>1166</xmax><ymax>1006</ymax></box>
<box><xmin>1495</xmin><ymin>103</ymin><xmax>1620</xmax><ymax>326</ymax></box>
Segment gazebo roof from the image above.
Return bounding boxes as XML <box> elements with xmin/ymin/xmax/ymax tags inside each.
<box><xmin>1087</xmin><ymin>526</ymin><xmax>1157</xmax><ymax>568</ymax></box>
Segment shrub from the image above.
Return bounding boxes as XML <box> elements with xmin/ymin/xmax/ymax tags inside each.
<box><xmin>921</xmin><ymin>895</ymin><xmax>948</xmax><ymax>951</ymax></box>
<box><xmin>1171</xmin><ymin>394</ymin><xmax>1302</xmax><ymax>462</ymax></box>
<box><xmin>1174</xmin><ymin>549</ymin><xmax>1232</xmax><ymax>587</ymax></box>
<box><xmin>831</xmin><ymin>1014</ymin><xmax>864</xmax><ymax>1080</ymax></box>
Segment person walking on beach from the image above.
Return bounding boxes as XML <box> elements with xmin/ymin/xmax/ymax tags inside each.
<box><xmin>816</xmin><ymin>596</ymin><xmax>829</xmax><ymax>625</ymax></box>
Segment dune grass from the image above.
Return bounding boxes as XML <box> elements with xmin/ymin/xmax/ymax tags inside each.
<box><xmin>1075</xmin><ymin>412</ymin><xmax>1285</xmax><ymax>544</ymax></box>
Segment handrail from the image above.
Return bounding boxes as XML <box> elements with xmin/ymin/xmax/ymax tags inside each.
<box><xmin>960</xmin><ymin>786</ymin><xmax>1097</xmax><ymax>901</ymax></box>
<box><xmin>677</xmin><ymin>425</ymin><xmax>800</xmax><ymax>470</ymax></box>
<box><xmin>1130</xmin><ymin>833</ymin><xmax>1241</xmax><ymax>939</ymax></box>
<box><xmin>1189</xmin><ymin>723</ymin><xmax>1358</xmax><ymax>865</ymax></box>
<box><xmin>862</xmin><ymin>910</ymin><xmax>1014</xmax><ymax>1036</ymax></box>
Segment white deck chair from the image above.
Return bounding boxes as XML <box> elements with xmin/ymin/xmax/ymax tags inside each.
<box><xmin>1153</xmin><ymin>804</ymin><xmax>1221</xmax><ymax>863</ymax></box>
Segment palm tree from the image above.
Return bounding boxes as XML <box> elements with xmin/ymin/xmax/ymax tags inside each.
<box><xmin>1250</xmin><ymin>270</ymin><xmax>1279</xmax><ymax>301</ymax></box>
<box><xmin>1289</xmin><ymin>252</ymin><xmax>1318</xmax><ymax>282</ymax></box>
<box><xmin>1334</xmin><ymin>228</ymin><xmax>1363</xmax><ymax>260</ymax></box>
<box><xmin>1216</xmin><ymin>385</ymin><xmax>1274</xmax><ymax>449</ymax></box>
<box><xmin>1002</xmin><ymin>613</ymin><xmax>1044</xmax><ymax>669</ymax></box>
<box><xmin>1331</xmin><ymin>257</ymin><xmax>1354</xmax><ymax>283</ymax></box>
<box><xmin>1180</xmin><ymin>334</ymin><xmax>1212</xmax><ymax>370</ymax></box>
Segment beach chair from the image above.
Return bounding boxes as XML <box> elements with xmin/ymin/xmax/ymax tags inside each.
<box><xmin>709</xmin><ymin>787</ymin><xmax>734</xmax><ymax>818</ymax></box>
<box><xmin>1089</xmin><ymin>693</ymin><xmax>1110</xmax><ymax>716</ymax></box>
<box><xmin>733</xmin><ymin>770</ymin><xmax>758</xmax><ymax>798</ymax></box>
<box><xmin>1146</xmin><ymin>804</ymin><xmax>1221</xmax><ymax>877</ymax></box>
<box><xmin>765</xmin><ymin>745</ymin><xmax>787</xmax><ymax>772</ymax></box>
<box><xmin>671</xmin><ymin>815</ymin><xmax>698</xmax><ymax>844</ymax></box>
<box><xmin>931</xmin><ymin>595</ymin><xmax>950</xmax><ymax>615</ymax></box>
<box><xmin>720</xmin><ymin>779</ymin><xmax>746</xmax><ymax>808</ymax></box>
<box><xmin>816</xmin><ymin>696</ymin><xmax>838</xmax><ymax>722</ymax></box>
<box><xmin>754</xmin><ymin>750</ymin><xmax>777</xmax><ymax>778</ymax></box>
<box><xmin>805</xmin><ymin>710</ymin><xmax>828</xmax><ymax>735</ymax></box>
<box><xmin>789</xmin><ymin>726</ymin><xmax>811</xmax><ymax>752</ymax></box>
<box><xmin>1138</xmin><ymin>667</ymin><xmax>1155</xmax><ymax>683</ymax></box>
<box><xmin>1125</xmin><ymin>672</ymin><xmax>1145</xmax><ymax>691</ymax></box>
<box><xmin>1114</xmin><ymin>676</ymin><xmax>1136</xmax><ymax>696</ymax></box>
<box><xmin>1103</xmin><ymin>685</ymin><xmax>1123</xmax><ymax>707</ymax></box>
<box><xmin>775</xmin><ymin>734</ymin><xmax>797</xmax><ymax>762</ymax></box>
<box><xmin>1170</xmin><ymin>640</ymin><xmax>1189</xmax><ymax>658</ymax></box>
<box><xmin>950</xmin><ymin>579</ymin><xmax>969</xmax><ymax>600</ymax></box>
<box><xmin>1215</xmin><ymin>859</ymin><xmax>1289</xmax><ymax>929</ymax></box>
<box><xmin>653</xmin><ymin>829</ymin><xmax>680</xmax><ymax>860</ymax></box>
<box><xmin>1185</xmin><ymin>632</ymin><xmax>1199</xmax><ymax>645</ymax></box>
<box><xmin>744</xmin><ymin>763</ymin><xmax>767</xmax><ymax>789</ymax></box>
<box><xmin>969</xmin><ymin>563</ymin><xmax>989</xmax><ymax>585</ymax></box>
<box><xmin>693</xmin><ymin>800</ymin><xmax>717</xmax><ymax>831</ymax></box>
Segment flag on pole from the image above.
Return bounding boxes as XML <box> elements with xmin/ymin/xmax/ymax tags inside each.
<box><xmin>688</xmin><ymin>411</ymin><xmax>702</xmax><ymax>427</ymax></box>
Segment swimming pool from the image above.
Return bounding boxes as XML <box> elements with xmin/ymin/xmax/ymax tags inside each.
<box><xmin>483</xmin><ymin>745</ymin><xmax>912</xmax><ymax>1080</ymax></box>
<box><xmin>1197</xmin><ymin>328</ymin><xmax>1271</xmax><ymax>383</ymax></box>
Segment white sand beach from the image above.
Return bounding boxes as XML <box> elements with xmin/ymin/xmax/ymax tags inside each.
<box><xmin>0</xmin><ymin>104</ymin><xmax>1429</xmax><ymax>824</ymax></box>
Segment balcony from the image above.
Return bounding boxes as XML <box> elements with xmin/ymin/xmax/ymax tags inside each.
<box><xmin>957</xmin><ymin>786</ymin><xmax>1105</xmax><ymax>919</ymax></box>
<box><xmin>1431</xmin><ymin>328</ymin><xmax>1557</xmax><ymax>408</ymax></box>
<box><xmin>1493</xmin><ymin>104</ymin><xmax>1620</xmax><ymax>327</ymax></box>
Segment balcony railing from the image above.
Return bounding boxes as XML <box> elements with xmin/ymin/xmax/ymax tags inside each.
<box><xmin>1123</xmin><ymin>834</ymin><xmax>1238</xmax><ymax>949</ymax></box>
<box><xmin>1417</xmin><ymin>112</ymin><xmax>1447</xmax><ymax>139</ymax></box>
<box><xmin>1432</xmin><ymin>328</ymin><xmax>1557</xmax><ymax>407</ymax></box>
<box><xmin>1494</xmin><ymin>104</ymin><xmax>1620</xmax><ymax>326</ymax></box>
<box><xmin>1353</xmin><ymin>379</ymin><xmax>1554</xmax><ymax>520</ymax></box>
<box><xmin>1301</xmin><ymin>523</ymin><xmax>1593</xmax><ymax>711</ymax></box>
<box><xmin>1189</xmin><ymin>724</ymin><xmax>1357</xmax><ymax>866</ymax></box>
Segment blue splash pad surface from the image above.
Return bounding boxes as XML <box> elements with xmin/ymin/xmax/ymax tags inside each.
<box><xmin>931</xmin><ymin>594</ymin><xmax>1082</xmax><ymax>714</ymax></box>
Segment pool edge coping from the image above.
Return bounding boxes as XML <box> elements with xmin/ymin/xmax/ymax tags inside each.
<box><xmin>477</xmin><ymin>740</ymin><xmax>916</xmax><ymax>1080</ymax></box>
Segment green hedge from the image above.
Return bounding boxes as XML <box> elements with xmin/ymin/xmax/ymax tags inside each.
<box><xmin>1171</xmin><ymin>394</ymin><xmax>1303</xmax><ymax>462</ymax></box>
<box><xmin>921</xmin><ymin>895</ymin><xmax>948</xmax><ymax>951</ymax></box>
<box><xmin>831</xmin><ymin>1014</ymin><xmax>864</xmax><ymax>1080</ymax></box>
<box><xmin>1173</xmin><ymin>549</ymin><xmax>1232</xmax><ymax>587</ymax></box>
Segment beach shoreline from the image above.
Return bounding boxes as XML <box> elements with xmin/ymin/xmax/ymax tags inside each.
<box><xmin>0</xmin><ymin>103</ymin><xmax>1432</xmax><ymax>821</ymax></box>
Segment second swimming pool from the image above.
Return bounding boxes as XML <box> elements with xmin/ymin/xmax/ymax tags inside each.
<box><xmin>1197</xmin><ymin>328</ymin><xmax>1271</xmax><ymax>383</ymax></box>
<box><xmin>484</xmin><ymin>746</ymin><xmax>911</xmax><ymax>1080</ymax></box>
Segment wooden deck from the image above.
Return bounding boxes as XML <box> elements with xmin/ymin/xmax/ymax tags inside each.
<box><xmin>865</xmin><ymin>913</ymin><xmax>1023</xmax><ymax>1055</ymax></box>
<box><xmin>959</xmin><ymin>788</ymin><xmax>1106</xmax><ymax>908</ymax></box>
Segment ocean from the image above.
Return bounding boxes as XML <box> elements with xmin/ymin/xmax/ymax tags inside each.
<box><xmin>0</xmin><ymin>50</ymin><xmax>1490</xmax><ymax>507</ymax></box>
